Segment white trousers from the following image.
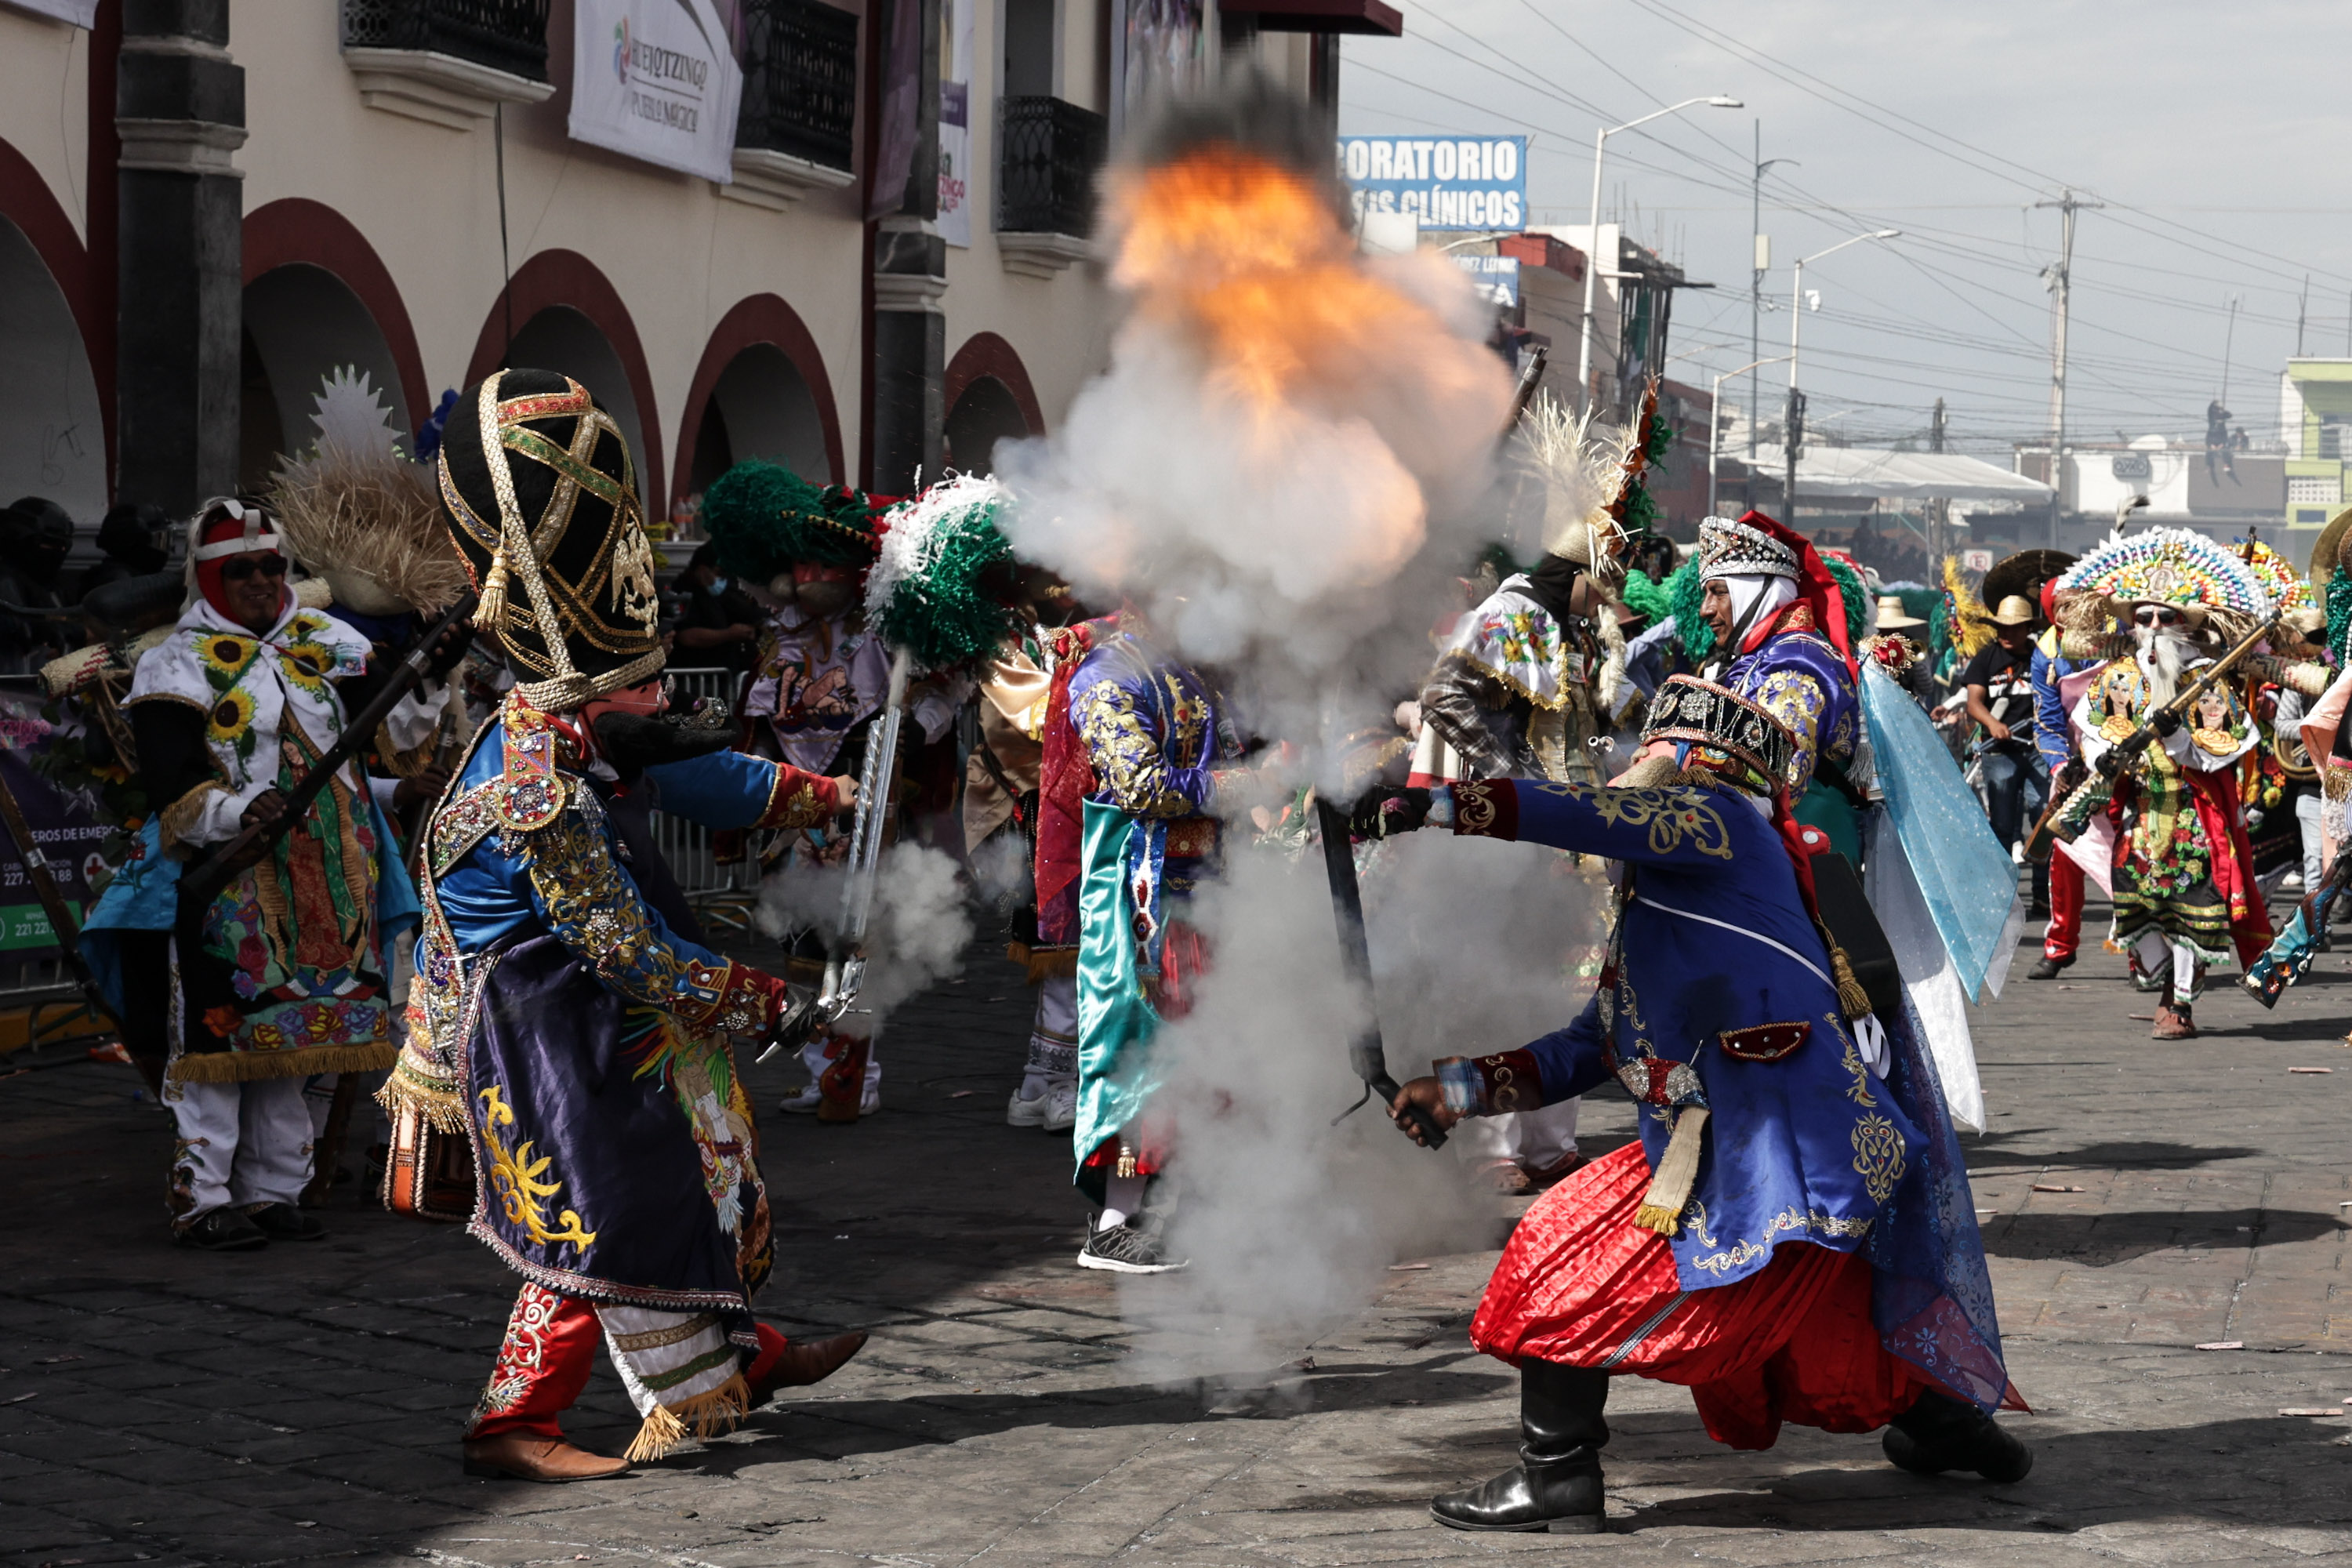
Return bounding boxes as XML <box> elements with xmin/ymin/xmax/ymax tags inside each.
<box><xmin>1455</xmin><ymin>1097</ymin><xmax>1582</xmax><ymax>1167</ymax></box>
<box><xmin>1024</xmin><ymin>975</ymin><xmax>1078</xmax><ymax>1085</ymax></box>
<box><xmin>164</xmin><ymin>1076</ymin><xmax>314</xmax><ymax>1221</ymax></box>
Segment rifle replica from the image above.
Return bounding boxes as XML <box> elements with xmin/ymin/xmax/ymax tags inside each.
<box><xmin>178</xmin><ymin>593</ymin><xmax>476</xmax><ymax>912</ymax></box>
<box><xmin>757</xmin><ymin>647</ymin><xmax>911</xmax><ymax>1065</ymax></box>
<box><xmin>2026</xmin><ymin>610</ymin><xmax>2280</xmax><ymax>860</ymax></box>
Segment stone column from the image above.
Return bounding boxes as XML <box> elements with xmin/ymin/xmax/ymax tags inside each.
<box><xmin>868</xmin><ymin>0</ymin><xmax>944</xmax><ymax>495</ymax></box>
<box><xmin>114</xmin><ymin>0</ymin><xmax>245</xmax><ymax>515</ymax></box>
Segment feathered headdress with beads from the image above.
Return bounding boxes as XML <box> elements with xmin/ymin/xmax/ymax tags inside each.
<box><xmin>864</xmin><ymin>472</ymin><xmax>1020</xmax><ymax>673</ymax></box>
<box><xmin>2236</xmin><ymin>538</ymin><xmax>2309</xmax><ymax>616</ymax></box>
<box><xmin>2053</xmin><ymin>526</ymin><xmax>2272</xmax><ymax>633</ymax></box>
<box><xmin>269</xmin><ymin>368</ymin><xmax>467</xmax><ymax>616</ymax></box>
<box><xmin>1941</xmin><ymin>554</ymin><xmax>1994</xmax><ymax>661</ymax></box>
<box><xmin>1518</xmin><ymin>379</ymin><xmax>1670</xmax><ymax>580</ymax></box>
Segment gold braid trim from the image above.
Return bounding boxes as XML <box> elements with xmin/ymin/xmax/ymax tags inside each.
<box><xmin>377</xmin><ymin>1062</ymin><xmax>470</xmax><ymax>1133</ymax></box>
<box><xmin>166</xmin><ymin>1040</ymin><xmax>397</xmax><ymax>1084</ymax></box>
<box><xmin>1633</xmin><ymin>1106</ymin><xmax>1711</xmax><ymax>1236</ymax></box>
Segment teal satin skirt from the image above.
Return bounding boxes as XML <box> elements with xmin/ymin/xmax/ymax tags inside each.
<box><xmin>1072</xmin><ymin>799</ymin><xmax>1167</xmax><ymax>1199</ymax></box>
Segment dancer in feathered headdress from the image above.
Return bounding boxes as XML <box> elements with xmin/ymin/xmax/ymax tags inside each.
<box><xmin>2042</xmin><ymin>527</ymin><xmax>2316</xmax><ymax>1036</ymax></box>
<box><xmin>1404</xmin><ymin>390</ymin><xmax>1664</xmax><ymax>1194</ymax></box>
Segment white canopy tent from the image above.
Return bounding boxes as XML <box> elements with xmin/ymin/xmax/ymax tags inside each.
<box><xmin>1730</xmin><ymin>446</ymin><xmax>2056</xmax><ymax>504</ymax></box>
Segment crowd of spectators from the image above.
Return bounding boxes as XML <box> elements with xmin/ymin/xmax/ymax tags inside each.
<box><xmin>0</xmin><ymin>498</ymin><xmax>176</xmax><ymax>675</ymax></box>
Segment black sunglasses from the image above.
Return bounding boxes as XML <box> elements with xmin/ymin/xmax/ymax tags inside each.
<box><xmin>220</xmin><ymin>557</ymin><xmax>288</xmax><ymax>583</ymax></box>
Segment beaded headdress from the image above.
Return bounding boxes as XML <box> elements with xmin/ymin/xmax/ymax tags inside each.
<box><xmin>437</xmin><ymin>369</ymin><xmax>666</xmax><ymax>711</ymax></box>
<box><xmin>2052</xmin><ymin>526</ymin><xmax>2270</xmax><ymax>619</ymax></box>
<box><xmin>1697</xmin><ymin>514</ymin><xmax>1800</xmax><ymax>581</ymax></box>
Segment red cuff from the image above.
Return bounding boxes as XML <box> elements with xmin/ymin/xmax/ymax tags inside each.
<box><xmin>1468</xmin><ymin>1047</ymin><xmax>1544</xmax><ymax>1112</ymax></box>
<box><xmin>1451</xmin><ymin>779</ymin><xmax>1518</xmax><ymax>839</ymax></box>
<box><xmin>756</xmin><ymin>764</ymin><xmax>840</xmax><ymax>829</ymax></box>
<box><xmin>680</xmin><ymin>960</ymin><xmax>790</xmax><ymax>1033</ymax></box>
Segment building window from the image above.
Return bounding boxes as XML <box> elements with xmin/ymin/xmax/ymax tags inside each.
<box><xmin>2288</xmin><ymin>474</ymin><xmax>2342</xmax><ymax>506</ymax></box>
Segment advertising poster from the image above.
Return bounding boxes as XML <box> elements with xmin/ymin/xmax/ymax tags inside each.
<box><xmin>1336</xmin><ymin>135</ymin><xmax>1528</xmax><ymax>231</ymax></box>
<box><xmin>938</xmin><ymin>0</ymin><xmax>974</xmax><ymax>247</ymax></box>
<box><xmin>570</xmin><ymin>0</ymin><xmax>746</xmax><ymax>185</ymax></box>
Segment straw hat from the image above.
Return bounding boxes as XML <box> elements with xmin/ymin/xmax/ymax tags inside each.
<box><xmin>1989</xmin><ymin>593</ymin><xmax>2038</xmax><ymax>626</ymax></box>
<box><xmin>1874</xmin><ymin>593</ymin><xmax>1926</xmax><ymax>630</ymax></box>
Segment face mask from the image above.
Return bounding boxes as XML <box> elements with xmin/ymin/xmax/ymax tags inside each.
<box><xmin>708</xmin><ymin>576</ymin><xmax>729</xmax><ymax>593</ymax></box>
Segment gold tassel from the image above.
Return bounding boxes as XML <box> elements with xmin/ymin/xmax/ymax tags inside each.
<box><xmin>165</xmin><ymin>1040</ymin><xmax>398</xmax><ymax>1084</ymax></box>
<box><xmin>1828</xmin><ymin>946</ymin><xmax>1873</xmax><ymax>1021</ymax></box>
<box><xmin>1632</xmin><ymin>1106</ymin><xmax>1710</xmax><ymax>1236</ymax></box>
<box><xmin>474</xmin><ymin>547</ymin><xmax>510</xmax><ymax>633</ymax></box>
<box><xmin>1115</xmin><ymin>1137</ymin><xmax>1138</xmax><ymax>1180</ymax></box>
<box><xmin>622</xmin><ymin>1374</ymin><xmax>752</xmax><ymax>1464</ymax></box>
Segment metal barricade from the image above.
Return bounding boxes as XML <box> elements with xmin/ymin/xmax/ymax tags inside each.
<box><xmin>655</xmin><ymin>667</ymin><xmax>764</xmax><ymax>934</ymax></box>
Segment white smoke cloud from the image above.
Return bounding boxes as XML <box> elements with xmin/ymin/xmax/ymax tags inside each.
<box><xmin>989</xmin><ymin>95</ymin><xmax>1611</xmax><ymax>1386</ymax></box>
<box><xmin>755</xmin><ymin>841</ymin><xmax>974</xmax><ymax>1033</ymax></box>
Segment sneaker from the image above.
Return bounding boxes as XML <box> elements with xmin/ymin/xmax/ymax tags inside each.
<box><xmin>176</xmin><ymin>1208</ymin><xmax>267</xmax><ymax>1251</ymax></box>
<box><xmin>779</xmin><ymin>1083</ymin><xmax>823</xmax><ymax>1115</ymax></box>
<box><xmin>1007</xmin><ymin>1087</ymin><xmax>1050</xmax><ymax>1127</ymax></box>
<box><xmin>1076</xmin><ymin>1216</ymin><xmax>1188</xmax><ymax>1274</ymax></box>
<box><xmin>246</xmin><ymin>1203</ymin><xmax>325</xmax><ymax>1242</ymax></box>
<box><xmin>1041</xmin><ymin>1082</ymin><xmax>1076</xmax><ymax>1134</ymax></box>
<box><xmin>2026</xmin><ymin>953</ymin><xmax>2074</xmax><ymax>980</ymax></box>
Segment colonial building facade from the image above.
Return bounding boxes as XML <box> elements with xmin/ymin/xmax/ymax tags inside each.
<box><xmin>0</xmin><ymin>0</ymin><xmax>1374</xmax><ymax>535</ymax></box>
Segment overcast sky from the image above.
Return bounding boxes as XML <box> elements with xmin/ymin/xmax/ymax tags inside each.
<box><xmin>1338</xmin><ymin>1</ymin><xmax>2352</xmax><ymax>457</ymax></box>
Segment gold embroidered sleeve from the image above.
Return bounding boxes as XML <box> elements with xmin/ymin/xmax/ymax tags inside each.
<box><xmin>519</xmin><ymin>805</ymin><xmax>786</xmax><ymax>1033</ymax></box>
<box><xmin>1753</xmin><ymin>670</ymin><xmax>1830</xmax><ymax>793</ymax></box>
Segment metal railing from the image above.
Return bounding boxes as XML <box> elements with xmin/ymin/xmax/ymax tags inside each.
<box><xmin>652</xmin><ymin>667</ymin><xmax>766</xmax><ymax>935</ymax></box>
<box><xmin>997</xmin><ymin>95</ymin><xmax>1106</xmax><ymax>238</ymax></box>
<box><xmin>340</xmin><ymin>0</ymin><xmax>554</xmax><ymax>82</ymax></box>
<box><xmin>736</xmin><ymin>0</ymin><xmax>859</xmax><ymax>172</ymax></box>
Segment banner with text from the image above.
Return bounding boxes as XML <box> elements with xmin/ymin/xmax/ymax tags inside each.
<box><xmin>1453</xmin><ymin>255</ymin><xmax>1520</xmax><ymax>308</ymax></box>
<box><xmin>1337</xmin><ymin>135</ymin><xmax>1526</xmax><ymax>232</ymax></box>
<box><xmin>570</xmin><ymin>0</ymin><xmax>744</xmax><ymax>184</ymax></box>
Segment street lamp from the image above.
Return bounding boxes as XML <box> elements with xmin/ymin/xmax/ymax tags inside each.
<box><xmin>1709</xmin><ymin>355</ymin><xmax>1790</xmax><ymax>517</ymax></box>
<box><xmin>1782</xmin><ymin>228</ymin><xmax>1899</xmax><ymax>515</ymax></box>
<box><xmin>1574</xmin><ymin>95</ymin><xmax>1742</xmax><ymax>412</ymax></box>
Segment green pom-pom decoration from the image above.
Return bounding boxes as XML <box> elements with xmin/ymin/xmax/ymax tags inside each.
<box><xmin>867</xmin><ymin>475</ymin><xmax>1020</xmax><ymax>673</ymax></box>
<box><xmin>701</xmin><ymin>459</ymin><xmax>878</xmax><ymax>584</ymax></box>
<box><xmin>1618</xmin><ymin>570</ymin><xmax>1672</xmax><ymax>625</ymax></box>
<box><xmin>1666</xmin><ymin>558</ymin><xmax>1714</xmax><ymax>661</ymax></box>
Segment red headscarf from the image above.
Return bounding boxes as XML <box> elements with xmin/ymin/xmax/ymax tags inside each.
<box><xmin>1732</xmin><ymin>510</ymin><xmax>1856</xmax><ymax>677</ymax></box>
<box><xmin>191</xmin><ymin>503</ymin><xmax>286</xmax><ymax>624</ymax></box>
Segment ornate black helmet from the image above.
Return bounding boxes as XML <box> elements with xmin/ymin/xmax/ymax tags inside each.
<box><xmin>437</xmin><ymin>369</ymin><xmax>665</xmax><ymax>710</ymax></box>
<box><xmin>1640</xmin><ymin>674</ymin><xmax>1798</xmax><ymax>792</ymax></box>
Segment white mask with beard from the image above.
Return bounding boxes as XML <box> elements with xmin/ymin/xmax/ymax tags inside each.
<box><xmin>2133</xmin><ymin>612</ymin><xmax>2197</xmax><ymax>710</ymax></box>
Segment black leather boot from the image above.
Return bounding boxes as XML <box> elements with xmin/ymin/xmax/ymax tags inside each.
<box><xmin>1431</xmin><ymin>1359</ymin><xmax>1609</xmax><ymax>1534</ymax></box>
<box><xmin>1882</xmin><ymin>1389</ymin><xmax>2033</xmax><ymax>1483</ymax></box>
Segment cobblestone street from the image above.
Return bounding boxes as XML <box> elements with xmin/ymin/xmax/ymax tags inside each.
<box><xmin>4</xmin><ymin>916</ymin><xmax>2351</xmax><ymax>1568</ymax></box>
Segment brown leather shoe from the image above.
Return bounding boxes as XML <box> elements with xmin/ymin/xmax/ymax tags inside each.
<box><xmin>461</xmin><ymin>1433</ymin><xmax>630</xmax><ymax>1483</ymax></box>
<box><xmin>1475</xmin><ymin>1159</ymin><xmax>1533</xmax><ymax>1195</ymax></box>
<box><xmin>1521</xmin><ymin>1152</ymin><xmax>1588</xmax><ymax>1191</ymax></box>
<box><xmin>2151</xmin><ymin>1003</ymin><xmax>2197</xmax><ymax>1040</ymax></box>
<box><xmin>750</xmin><ymin>1330</ymin><xmax>869</xmax><ymax>1404</ymax></box>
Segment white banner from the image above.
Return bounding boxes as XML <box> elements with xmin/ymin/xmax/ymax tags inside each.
<box><xmin>937</xmin><ymin>0</ymin><xmax>974</xmax><ymax>247</ymax></box>
<box><xmin>569</xmin><ymin>0</ymin><xmax>743</xmax><ymax>185</ymax></box>
<box><xmin>2</xmin><ymin>0</ymin><xmax>99</xmax><ymax>24</ymax></box>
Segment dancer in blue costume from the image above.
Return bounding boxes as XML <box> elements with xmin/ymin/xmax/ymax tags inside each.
<box><xmin>1694</xmin><ymin>512</ymin><xmax>1864</xmax><ymax>862</ymax></box>
<box><xmin>1066</xmin><ymin>621</ymin><xmax>1245</xmax><ymax>1274</ymax></box>
<box><xmin>381</xmin><ymin>371</ymin><xmax>865</xmax><ymax>1483</ymax></box>
<box><xmin>1377</xmin><ymin>675</ymin><xmax>2027</xmax><ymax>1534</ymax></box>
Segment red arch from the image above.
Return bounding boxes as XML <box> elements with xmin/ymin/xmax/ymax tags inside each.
<box><xmin>242</xmin><ymin>198</ymin><xmax>430</xmax><ymax>433</ymax></box>
<box><xmin>673</xmin><ymin>292</ymin><xmax>848</xmax><ymax>505</ymax></box>
<box><xmin>466</xmin><ymin>249</ymin><xmax>666</xmax><ymax>511</ymax></box>
<box><xmin>0</xmin><ymin>133</ymin><xmax>108</xmax><ymax>482</ymax></box>
<box><xmin>944</xmin><ymin>331</ymin><xmax>1047</xmax><ymax>437</ymax></box>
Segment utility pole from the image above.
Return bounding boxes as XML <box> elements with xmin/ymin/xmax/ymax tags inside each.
<box><xmin>1929</xmin><ymin>397</ymin><xmax>1949</xmax><ymax>566</ymax></box>
<box><xmin>2221</xmin><ymin>294</ymin><xmax>2241</xmax><ymax>407</ymax></box>
<box><xmin>2298</xmin><ymin>275</ymin><xmax>2309</xmax><ymax>358</ymax></box>
<box><xmin>1748</xmin><ymin>128</ymin><xmax>1796</xmax><ymax>514</ymax></box>
<box><xmin>2034</xmin><ymin>189</ymin><xmax>2099</xmax><ymax>549</ymax></box>
<box><xmin>1783</xmin><ymin>387</ymin><xmax>1806</xmax><ymax>520</ymax></box>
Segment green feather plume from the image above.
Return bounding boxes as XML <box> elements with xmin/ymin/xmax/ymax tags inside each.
<box><xmin>1666</xmin><ymin>558</ymin><xmax>1714</xmax><ymax>661</ymax></box>
<box><xmin>701</xmin><ymin>459</ymin><xmax>878</xmax><ymax>584</ymax></box>
<box><xmin>1819</xmin><ymin>554</ymin><xmax>1868</xmax><ymax>647</ymax></box>
<box><xmin>1619</xmin><ymin>570</ymin><xmax>1672</xmax><ymax>626</ymax></box>
<box><xmin>2328</xmin><ymin>567</ymin><xmax>2352</xmax><ymax>666</ymax></box>
<box><xmin>866</xmin><ymin>474</ymin><xmax>1019</xmax><ymax>673</ymax></box>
